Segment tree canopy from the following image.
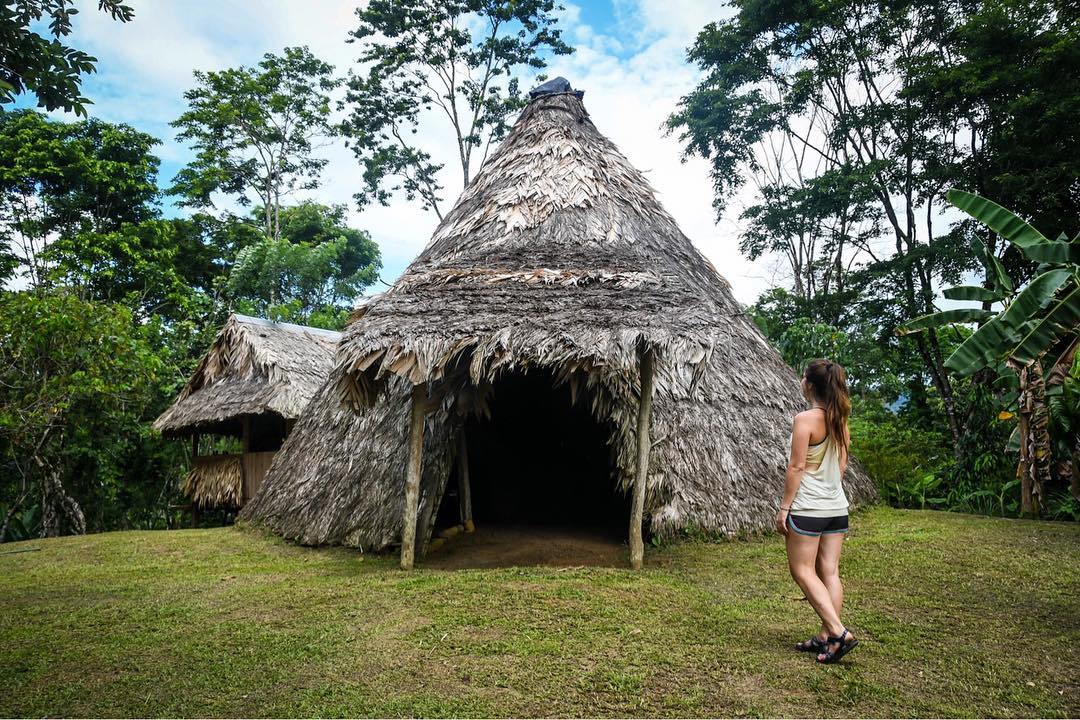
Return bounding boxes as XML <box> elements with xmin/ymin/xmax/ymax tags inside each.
<box><xmin>0</xmin><ymin>0</ymin><xmax>134</xmax><ymax>115</ymax></box>
<box><xmin>339</xmin><ymin>0</ymin><xmax>573</xmax><ymax>219</ymax></box>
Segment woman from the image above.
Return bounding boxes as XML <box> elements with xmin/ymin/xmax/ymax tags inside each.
<box><xmin>776</xmin><ymin>358</ymin><xmax>858</xmax><ymax>664</ymax></box>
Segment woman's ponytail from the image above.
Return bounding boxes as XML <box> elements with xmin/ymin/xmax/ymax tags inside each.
<box><xmin>804</xmin><ymin>359</ymin><xmax>851</xmax><ymax>453</ymax></box>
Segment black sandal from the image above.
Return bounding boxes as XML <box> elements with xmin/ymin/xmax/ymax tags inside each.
<box><xmin>795</xmin><ymin>636</ymin><xmax>826</xmax><ymax>653</ymax></box>
<box><xmin>816</xmin><ymin>627</ymin><xmax>858</xmax><ymax>664</ymax></box>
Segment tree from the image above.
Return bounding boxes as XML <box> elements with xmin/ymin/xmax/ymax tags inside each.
<box><xmin>171</xmin><ymin>47</ymin><xmax>340</xmax><ymax>242</ymax></box>
<box><xmin>668</xmin><ymin>0</ymin><xmax>1080</xmax><ymax>448</ymax></box>
<box><xmin>903</xmin><ymin>189</ymin><xmax>1080</xmax><ymax>516</ymax></box>
<box><xmin>905</xmin><ymin>0</ymin><xmax>1080</xmax><ymax>252</ymax></box>
<box><xmin>0</xmin><ymin>110</ymin><xmax>216</xmax><ymax>320</ymax></box>
<box><xmin>0</xmin><ymin>292</ymin><xmax>164</xmax><ymax>539</ymax></box>
<box><xmin>0</xmin><ymin>0</ymin><xmax>134</xmax><ymax>116</ymax></box>
<box><xmin>0</xmin><ymin>110</ymin><xmax>160</xmax><ymax>285</ymax></box>
<box><xmin>225</xmin><ymin>202</ymin><xmax>381</xmax><ymax>329</ymax></box>
<box><xmin>340</xmin><ymin>0</ymin><xmax>573</xmax><ymax>219</ymax></box>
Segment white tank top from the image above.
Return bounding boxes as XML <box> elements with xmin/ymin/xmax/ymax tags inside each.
<box><xmin>789</xmin><ymin>433</ymin><xmax>849</xmax><ymax>517</ymax></box>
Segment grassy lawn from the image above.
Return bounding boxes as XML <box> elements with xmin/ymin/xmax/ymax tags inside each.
<box><xmin>1</xmin><ymin>506</ymin><xmax>1078</xmax><ymax>717</ymax></box>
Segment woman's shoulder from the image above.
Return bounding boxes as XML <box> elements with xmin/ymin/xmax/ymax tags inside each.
<box><xmin>792</xmin><ymin>408</ymin><xmax>822</xmax><ymax>424</ymax></box>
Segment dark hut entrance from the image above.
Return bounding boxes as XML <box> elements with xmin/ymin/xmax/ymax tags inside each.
<box><xmin>430</xmin><ymin>368</ymin><xmax>630</xmax><ymax>567</ymax></box>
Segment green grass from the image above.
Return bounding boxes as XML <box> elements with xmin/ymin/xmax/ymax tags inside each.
<box><xmin>1</xmin><ymin>506</ymin><xmax>1078</xmax><ymax>717</ymax></box>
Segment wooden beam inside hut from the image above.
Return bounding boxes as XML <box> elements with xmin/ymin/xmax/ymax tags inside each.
<box><xmin>400</xmin><ymin>383</ymin><xmax>428</xmax><ymax>570</ymax></box>
<box><xmin>630</xmin><ymin>345</ymin><xmax>655</xmax><ymax>570</ymax></box>
<box><xmin>457</xmin><ymin>429</ymin><xmax>474</xmax><ymax>533</ymax></box>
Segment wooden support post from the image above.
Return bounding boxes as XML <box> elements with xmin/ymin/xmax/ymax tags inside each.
<box><xmin>630</xmin><ymin>345</ymin><xmax>656</xmax><ymax>570</ymax></box>
<box><xmin>400</xmin><ymin>383</ymin><xmax>428</xmax><ymax>570</ymax></box>
<box><xmin>190</xmin><ymin>433</ymin><xmax>200</xmax><ymax>528</ymax></box>
<box><xmin>457</xmin><ymin>429</ymin><xmax>475</xmax><ymax>533</ymax></box>
<box><xmin>241</xmin><ymin>416</ymin><xmax>252</xmax><ymax>453</ymax></box>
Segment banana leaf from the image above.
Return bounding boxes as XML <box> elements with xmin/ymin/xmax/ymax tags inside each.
<box><xmin>942</xmin><ymin>285</ymin><xmax>1005</xmax><ymax>303</ymax></box>
<box><xmin>1009</xmin><ymin>287</ymin><xmax>1080</xmax><ymax>365</ymax></box>
<box><xmin>944</xmin><ymin>270</ymin><xmax>1073</xmax><ymax>375</ymax></box>
<box><xmin>996</xmin><ymin>270</ymin><xmax>1073</xmax><ymax>330</ymax></box>
<box><xmin>969</xmin><ymin>234</ymin><xmax>1013</xmax><ymax>295</ymax></box>
<box><xmin>1020</xmin><ymin>241</ymin><xmax>1080</xmax><ymax>265</ymax></box>
<box><xmin>947</xmin><ymin>189</ymin><xmax>1050</xmax><ymax>250</ymax></box>
<box><xmin>898</xmin><ymin>307</ymin><xmax>994</xmax><ymax>334</ymax></box>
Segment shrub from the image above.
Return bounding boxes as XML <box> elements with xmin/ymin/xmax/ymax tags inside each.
<box><xmin>849</xmin><ymin>399</ymin><xmax>953</xmax><ymax>508</ymax></box>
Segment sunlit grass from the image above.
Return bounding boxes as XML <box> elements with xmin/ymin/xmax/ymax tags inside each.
<box><xmin>1</xmin><ymin>506</ymin><xmax>1077</xmax><ymax>717</ymax></box>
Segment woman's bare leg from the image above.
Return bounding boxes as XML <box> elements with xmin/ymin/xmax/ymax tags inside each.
<box><xmin>813</xmin><ymin>532</ymin><xmax>845</xmax><ymax>640</ymax></box>
<box><xmin>786</xmin><ymin>530</ymin><xmax>844</xmax><ymax>637</ymax></box>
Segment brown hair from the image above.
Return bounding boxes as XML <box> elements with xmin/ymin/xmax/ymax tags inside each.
<box><xmin>804</xmin><ymin>359</ymin><xmax>851</xmax><ymax>452</ymax></box>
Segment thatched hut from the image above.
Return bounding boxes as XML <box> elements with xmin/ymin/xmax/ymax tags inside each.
<box><xmin>155</xmin><ymin>314</ymin><xmax>341</xmax><ymax>511</ymax></box>
<box><xmin>242</xmin><ymin>79</ymin><xmax>875</xmax><ymax>567</ymax></box>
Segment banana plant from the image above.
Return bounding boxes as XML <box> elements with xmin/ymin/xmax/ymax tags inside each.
<box><xmin>901</xmin><ymin>189</ymin><xmax>1080</xmax><ymax>517</ymax></box>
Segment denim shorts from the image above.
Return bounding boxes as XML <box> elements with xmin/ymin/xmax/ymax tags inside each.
<box><xmin>788</xmin><ymin>513</ymin><xmax>849</xmax><ymax>537</ymax></box>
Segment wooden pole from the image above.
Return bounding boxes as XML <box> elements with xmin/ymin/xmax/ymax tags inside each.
<box><xmin>241</xmin><ymin>416</ymin><xmax>251</xmax><ymax>453</ymax></box>
<box><xmin>400</xmin><ymin>383</ymin><xmax>428</xmax><ymax>570</ymax></box>
<box><xmin>630</xmin><ymin>345</ymin><xmax>656</xmax><ymax>570</ymax></box>
<box><xmin>190</xmin><ymin>433</ymin><xmax>200</xmax><ymax>528</ymax></box>
<box><xmin>457</xmin><ymin>429</ymin><xmax>475</xmax><ymax>533</ymax></box>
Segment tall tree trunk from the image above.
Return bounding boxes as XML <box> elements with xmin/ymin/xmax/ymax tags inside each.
<box><xmin>1027</xmin><ymin>358</ymin><xmax>1052</xmax><ymax>515</ymax></box>
<box><xmin>1016</xmin><ymin>388</ymin><xmax>1033</xmax><ymax>517</ymax></box>
<box><xmin>914</xmin><ymin>333</ymin><xmax>962</xmax><ymax>449</ymax></box>
<box><xmin>38</xmin><ymin>460</ymin><xmax>86</xmax><ymax>537</ymax></box>
<box><xmin>1009</xmin><ymin>358</ymin><xmax>1052</xmax><ymax>518</ymax></box>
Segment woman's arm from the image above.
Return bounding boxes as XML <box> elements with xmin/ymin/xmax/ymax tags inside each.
<box><xmin>777</xmin><ymin>413</ymin><xmax>812</xmax><ymax>534</ymax></box>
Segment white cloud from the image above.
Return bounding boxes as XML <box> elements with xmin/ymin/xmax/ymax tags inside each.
<box><xmin>62</xmin><ymin>0</ymin><xmax>771</xmax><ymax>304</ymax></box>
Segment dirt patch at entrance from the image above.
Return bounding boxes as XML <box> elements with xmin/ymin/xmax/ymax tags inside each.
<box><xmin>423</xmin><ymin>525</ymin><xmax>629</xmax><ymax>569</ymax></box>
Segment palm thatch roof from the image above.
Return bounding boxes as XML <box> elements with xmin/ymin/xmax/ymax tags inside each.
<box><xmin>153</xmin><ymin>314</ymin><xmax>341</xmax><ymax>437</ymax></box>
<box><xmin>242</xmin><ymin>81</ymin><xmax>876</xmax><ymax>551</ymax></box>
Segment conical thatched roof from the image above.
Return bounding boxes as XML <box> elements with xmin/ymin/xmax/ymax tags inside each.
<box><xmin>154</xmin><ymin>314</ymin><xmax>341</xmax><ymax>437</ymax></box>
<box><xmin>242</xmin><ymin>82</ymin><xmax>875</xmax><ymax>550</ymax></box>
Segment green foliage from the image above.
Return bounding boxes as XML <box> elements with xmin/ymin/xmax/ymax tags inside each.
<box><xmin>773</xmin><ymin>318</ymin><xmax>848</xmax><ymax>377</ymax></box>
<box><xmin>0</xmin><ymin>110</ymin><xmax>386</xmax><ymax>538</ymax></box>
<box><xmin>0</xmin><ymin>110</ymin><xmax>161</xmax><ymax>288</ymax></box>
<box><xmin>670</xmin><ymin>0</ymin><xmax>1080</xmax><ymax>454</ymax></box>
<box><xmin>0</xmin><ymin>503</ymin><xmax>39</xmax><ymax>542</ymax></box>
<box><xmin>0</xmin><ymin>292</ymin><xmax>182</xmax><ymax>539</ymax></box>
<box><xmin>171</xmin><ymin>47</ymin><xmax>340</xmax><ymax>240</ymax></box>
<box><xmin>0</xmin><ymin>0</ymin><xmax>134</xmax><ymax>115</ymax></box>
<box><xmin>340</xmin><ymin>0</ymin><xmax>573</xmax><ymax>217</ymax></box>
<box><xmin>749</xmin><ymin>288</ymin><xmax>909</xmax><ymax>399</ymax></box>
<box><xmin>225</xmin><ymin>202</ymin><xmax>381</xmax><ymax>329</ymax></box>
<box><xmin>849</xmin><ymin>400</ymin><xmax>952</xmax><ymax>508</ymax></box>
<box><xmin>0</xmin><ymin>110</ymin><xmax>223</xmax><ymax>322</ymax></box>
<box><xmin>903</xmin><ymin>190</ymin><xmax>1080</xmax><ymax>377</ymax></box>
<box><xmin>851</xmin><ymin>390</ymin><xmax>1021</xmax><ymax>516</ymax></box>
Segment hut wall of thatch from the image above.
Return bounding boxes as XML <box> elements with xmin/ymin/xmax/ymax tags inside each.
<box><xmin>241</xmin><ymin>82</ymin><xmax>877</xmax><ymax>554</ymax></box>
<box><xmin>183</xmin><ymin>455</ymin><xmax>244</xmax><ymax>509</ymax></box>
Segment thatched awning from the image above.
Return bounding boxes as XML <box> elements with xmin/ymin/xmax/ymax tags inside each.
<box><xmin>183</xmin><ymin>454</ymin><xmax>243</xmax><ymax>508</ymax></box>
<box><xmin>154</xmin><ymin>314</ymin><xmax>341</xmax><ymax>437</ymax></box>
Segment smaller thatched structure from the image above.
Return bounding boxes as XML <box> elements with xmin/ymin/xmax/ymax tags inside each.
<box><xmin>155</xmin><ymin>314</ymin><xmax>341</xmax><ymax>511</ymax></box>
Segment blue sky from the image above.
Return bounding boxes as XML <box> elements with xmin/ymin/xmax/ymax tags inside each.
<box><xmin>16</xmin><ymin>1</ymin><xmax>775</xmax><ymax>301</ymax></box>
